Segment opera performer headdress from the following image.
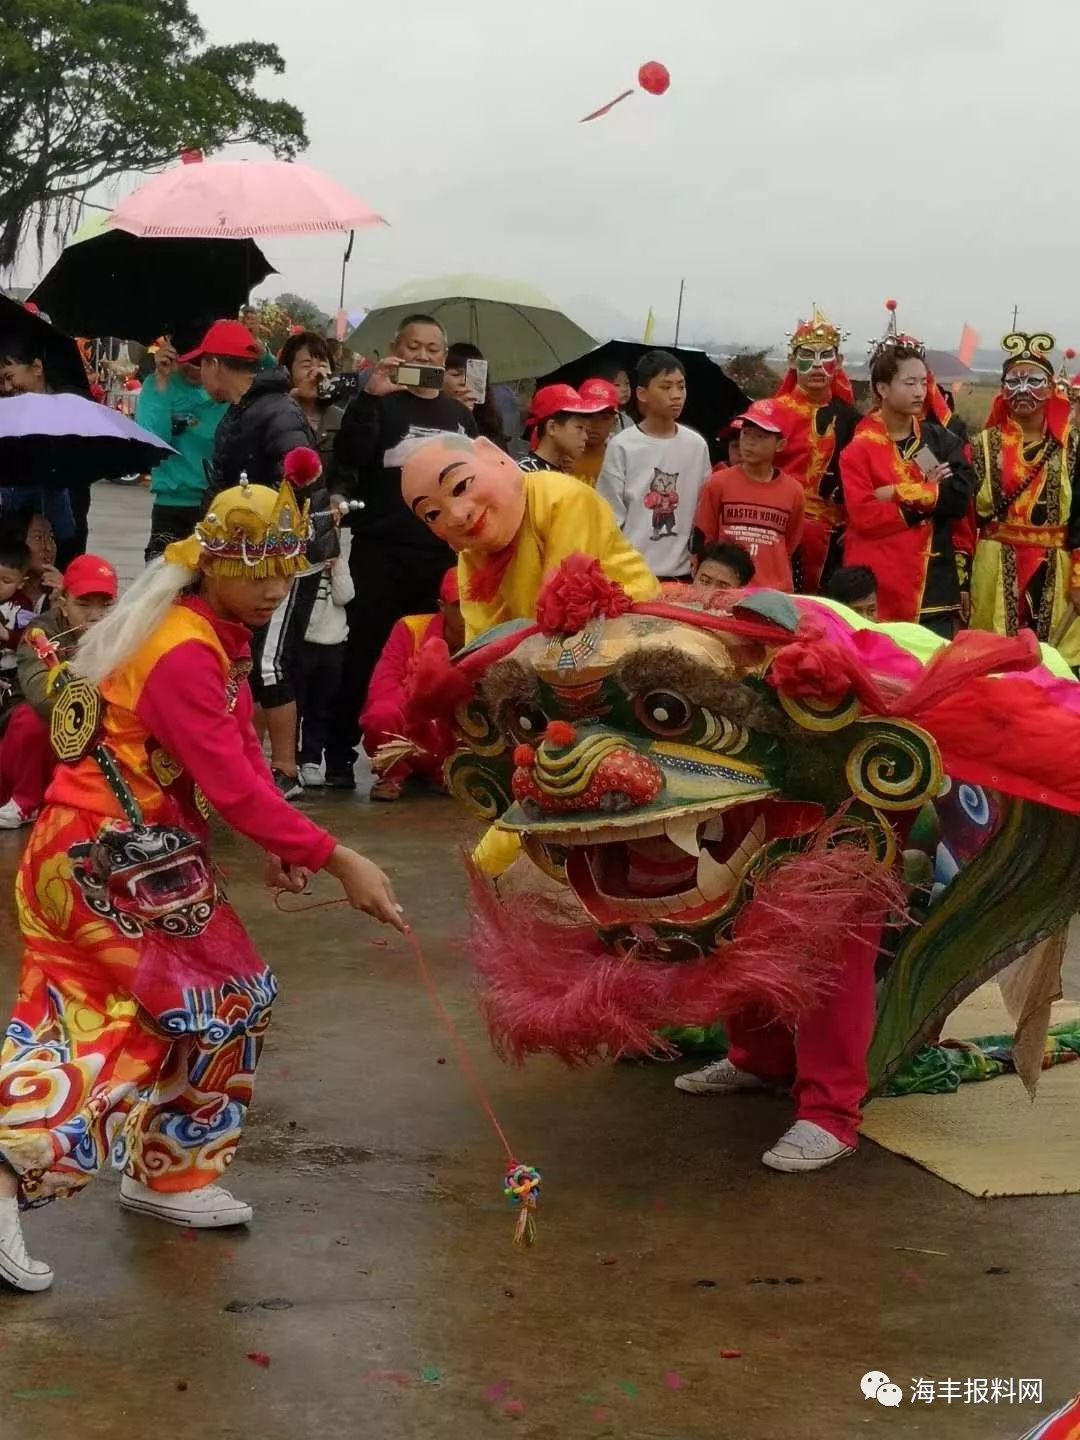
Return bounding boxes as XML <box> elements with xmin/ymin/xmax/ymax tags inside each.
<box><xmin>777</xmin><ymin>305</ymin><xmax>854</xmax><ymax>404</ymax></box>
<box><xmin>867</xmin><ymin>299</ymin><xmax>952</xmax><ymax>427</ymax></box>
<box><xmin>164</xmin><ymin>476</ymin><xmax>312</xmax><ymax>578</ymax></box>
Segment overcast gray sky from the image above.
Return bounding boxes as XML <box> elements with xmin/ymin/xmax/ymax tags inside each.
<box><xmin>21</xmin><ymin>0</ymin><xmax>1080</xmax><ymax>355</ymax></box>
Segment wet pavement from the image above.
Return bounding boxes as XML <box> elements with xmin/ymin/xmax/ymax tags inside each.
<box><xmin>1</xmin><ymin>486</ymin><xmax>1078</xmax><ymax>1439</ymax></box>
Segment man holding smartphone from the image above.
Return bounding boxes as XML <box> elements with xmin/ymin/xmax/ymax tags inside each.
<box><xmin>325</xmin><ymin>314</ymin><xmax>477</xmax><ymax>789</ymax></box>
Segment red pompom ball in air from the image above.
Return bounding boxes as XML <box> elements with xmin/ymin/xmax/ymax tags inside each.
<box><xmin>282</xmin><ymin>445</ymin><xmax>322</xmax><ymax>488</ymax></box>
<box><xmin>638</xmin><ymin>61</ymin><xmax>670</xmax><ymax>96</ymax></box>
<box><xmin>513</xmin><ymin>744</ymin><xmax>536</xmax><ymax>769</ymax></box>
<box><xmin>1067</xmin><ymin>347</ymin><xmax>1077</xmax><ymax>361</ymax></box>
<box><xmin>884</xmin><ymin>298</ymin><xmax>898</xmax><ymax>312</ymax></box>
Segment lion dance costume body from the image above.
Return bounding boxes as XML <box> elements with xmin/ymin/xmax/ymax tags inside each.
<box><xmin>408</xmin><ymin>556</ymin><xmax>1080</xmax><ymax>1160</ymax></box>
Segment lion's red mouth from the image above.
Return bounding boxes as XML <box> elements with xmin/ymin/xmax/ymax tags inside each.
<box><xmin>560</xmin><ymin>799</ymin><xmax>824</xmax><ymax>925</ymax></box>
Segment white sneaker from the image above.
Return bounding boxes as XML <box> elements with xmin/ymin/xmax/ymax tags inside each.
<box><xmin>299</xmin><ymin>763</ymin><xmax>324</xmax><ymax>788</ymax></box>
<box><xmin>0</xmin><ymin>1197</ymin><xmax>54</xmax><ymax>1292</ymax></box>
<box><xmin>0</xmin><ymin>798</ymin><xmax>33</xmax><ymax>829</ymax></box>
<box><xmin>120</xmin><ymin>1175</ymin><xmax>253</xmax><ymax>1228</ymax></box>
<box><xmin>674</xmin><ymin>1058</ymin><xmax>769</xmax><ymax>1095</ymax></box>
<box><xmin>762</xmin><ymin>1120</ymin><xmax>854</xmax><ymax>1173</ymax></box>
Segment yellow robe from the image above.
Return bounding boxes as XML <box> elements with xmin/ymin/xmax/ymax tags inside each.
<box><xmin>458</xmin><ymin>470</ymin><xmax>659</xmax><ymax>642</ymax></box>
<box><xmin>461</xmin><ymin>470</ymin><xmax>658</xmax><ymax>875</ymax></box>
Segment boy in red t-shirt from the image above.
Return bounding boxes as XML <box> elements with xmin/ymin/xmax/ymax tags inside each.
<box><xmin>692</xmin><ymin>400</ymin><xmax>805</xmax><ymax>592</ymax></box>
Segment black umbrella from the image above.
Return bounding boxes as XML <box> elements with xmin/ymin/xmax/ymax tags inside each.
<box><xmin>0</xmin><ymin>292</ymin><xmax>91</xmax><ymax>396</ymax></box>
<box><xmin>28</xmin><ymin>219</ymin><xmax>275</xmax><ymax>343</ymax></box>
<box><xmin>538</xmin><ymin>341</ymin><xmax>750</xmax><ymax>462</ymax></box>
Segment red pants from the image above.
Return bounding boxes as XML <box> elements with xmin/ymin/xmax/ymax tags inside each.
<box><xmin>725</xmin><ymin>919</ymin><xmax>882</xmax><ymax>1148</ymax></box>
<box><xmin>0</xmin><ymin>704</ymin><xmax>54</xmax><ymax>815</ymax></box>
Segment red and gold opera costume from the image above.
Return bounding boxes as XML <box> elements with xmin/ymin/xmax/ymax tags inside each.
<box><xmin>0</xmin><ymin>482</ymin><xmax>337</xmax><ymax>1208</ymax></box>
<box><xmin>970</xmin><ymin>332</ymin><xmax>1080</xmax><ymax>665</ymax></box>
<box><xmin>841</xmin><ymin>332</ymin><xmax>976</xmax><ymax>636</ymax></box>
<box><xmin>771</xmin><ymin>309</ymin><xmax>861</xmax><ymax>591</ymax></box>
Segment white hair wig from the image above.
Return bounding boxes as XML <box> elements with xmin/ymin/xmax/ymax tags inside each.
<box><xmin>75</xmin><ymin>558</ymin><xmax>198</xmax><ymax>685</ymax></box>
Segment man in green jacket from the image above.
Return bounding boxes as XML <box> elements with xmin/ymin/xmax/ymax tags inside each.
<box><xmin>135</xmin><ymin>323</ymin><xmax>227</xmax><ymax>561</ymax></box>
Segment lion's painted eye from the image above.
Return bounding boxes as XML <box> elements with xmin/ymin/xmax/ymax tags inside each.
<box><xmin>510</xmin><ymin>702</ymin><xmax>548</xmax><ymax>743</ymax></box>
<box><xmin>637</xmin><ymin>690</ymin><xmax>692</xmax><ymax>735</ymax></box>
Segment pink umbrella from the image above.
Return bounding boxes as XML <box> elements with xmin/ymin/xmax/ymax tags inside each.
<box><xmin>107</xmin><ymin>156</ymin><xmax>387</xmax><ymax>239</ymax></box>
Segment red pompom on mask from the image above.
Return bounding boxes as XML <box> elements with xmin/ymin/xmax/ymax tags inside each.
<box><xmin>536</xmin><ymin>555</ymin><xmax>632</xmax><ymax>636</ymax></box>
<box><xmin>282</xmin><ymin>446</ymin><xmax>322</xmax><ymax>489</ymax></box>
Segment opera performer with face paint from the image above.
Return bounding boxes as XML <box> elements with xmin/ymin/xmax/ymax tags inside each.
<box><xmin>970</xmin><ymin>332</ymin><xmax>1080</xmax><ymax>664</ymax></box>
<box><xmin>400</xmin><ymin>435</ymin><xmax>659</xmax><ymax>642</ymax></box>
<box><xmin>770</xmin><ymin>309</ymin><xmax>861</xmax><ymax>591</ymax></box>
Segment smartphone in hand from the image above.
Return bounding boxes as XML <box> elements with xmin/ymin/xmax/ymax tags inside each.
<box><xmin>464</xmin><ymin>358</ymin><xmax>488</xmax><ymax>405</ymax></box>
<box><xmin>913</xmin><ymin>446</ymin><xmax>939</xmax><ymax>476</ymax></box>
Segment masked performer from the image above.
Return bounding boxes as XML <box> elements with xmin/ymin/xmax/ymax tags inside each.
<box><xmin>770</xmin><ymin>308</ymin><xmax>860</xmax><ymax>591</ymax></box>
<box><xmin>400</xmin><ymin>434</ymin><xmax>659</xmax><ymax>642</ymax></box>
<box><xmin>970</xmin><ymin>332</ymin><xmax>1080</xmax><ymax>664</ymax></box>
<box><xmin>0</xmin><ymin>478</ymin><xmax>402</xmax><ymax>1294</ymax></box>
<box><xmin>841</xmin><ymin>329</ymin><xmax>975</xmax><ymax>636</ymax></box>
<box><xmin>398</xmin><ymin>435</ymin><xmax>659</xmax><ymax>877</ymax></box>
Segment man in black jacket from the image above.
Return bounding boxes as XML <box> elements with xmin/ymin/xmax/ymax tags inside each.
<box><xmin>181</xmin><ymin>319</ymin><xmax>320</xmax><ymax>800</ymax></box>
<box><xmin>324</xmin><ymin>313</ymin><xmax>477</xmax><ymax>789</ymax></box>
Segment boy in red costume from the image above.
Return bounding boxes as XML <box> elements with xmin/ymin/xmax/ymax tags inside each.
<box><xmin>770</xmin><ymin>308</ymin><xmax>860</xmax><ymax>590</ymax></box>
<box><xmin>841</xmin><ymin>330</ymin><xmax>975</xmax><ymax>636</ymax></box>
<box><xmin>0</xmin><ymin>477</ymin><xmax>403</xmax><ymax>1294</ymax></box>
<box><xmin>362</xmin><ymin>569</ymin><xmax>465</xmax><ymax>801</ymax></box>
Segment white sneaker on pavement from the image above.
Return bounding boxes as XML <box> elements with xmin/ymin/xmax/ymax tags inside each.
<box><xmin>299</xmin><ymin>763</ymin><xmax>324</xmax><ymax>788</ymax></box>
<box><xmin>119</xmin><ymin>1175</ymin><xmax>253</xmax><ymax>1228</ymax></box>
<box><xmin>674</xmin><ymin>1057</ymin><xmax>769</xmax><ymax>1096</ymax></box>
<box><xmin>762</xmin><ymin>1120</ymin><xmax>854</xmax><ymax>1173</ymax></box>
<box><xmin>0</xmin><ymin>799</ymin><xmax>33</xmax><ymax>829</ymax></box>
<box><xmin>0</xmin><ymin>1197</ymin><xmax>54</xmax><ymax>1292</ymax></box>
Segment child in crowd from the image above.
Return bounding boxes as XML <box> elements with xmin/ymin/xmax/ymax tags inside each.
<box><xmin>361</xmin><ymin>570</ymin><xmax>465</xmax><ymax>803</ymax></box>
<box><xmin>691</xmin><ymin>399</ymin><xmax>805</xmax><ymax>592</ymax></box>
<box><xmin>0</xmin><ymin>554</ymin><xmax>118</xmax><ymax>828</ymax></box>
<box><xmin>0</xmin><ymin>539</ymin><xmax>34</xmax><ymax>704</ymax></box>
<box><xmin>10</xmin><ymin>512</ymin><xmax>62</xmax><ymax>614</ymax></box>
<box><xmin>588</xmin><ymin>357</ymin><xmax>634</xmax><ymax>430</ymax></box>
<box><xmin>295</xmin><ymin>526</ymin><xmax>355</xmax><ymax>788</ymax></box>
<box><xmin>597</xmin><ymin>351</ymin><xmax>712</xmax><ymax>581</ymax></box>
<box><xmin>826</xmin><ymin>564</ymin><xmax>879</xmax><ymax>620</ymax></box>
<box><xmin>693</xmin><ymin>541</ymin><xmax>756</xmax><ymax>591</ymax></box>
<box><xmin>714</xmin><ymin>422</ymin><xmax>742</xmax><ymax>470</ymax></box>
<box><xmin>573</xmin><ymin>378</ymin><xmax>622</xmax><ymax>485</ymax></box>
<box><xmin>519</xmin><ymin>384</ymin><xmax>608</xmax><ymax>475</ymax></box>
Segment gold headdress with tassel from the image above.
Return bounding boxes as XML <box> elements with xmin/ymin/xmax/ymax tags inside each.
<box><xmin>787</xmin><ymin>305</ymin><xmax>845</xmax><ymax>357</ymax></box>
<box><xmin>164</xmin><ymin>477</ymin><xmax>312</xmax><ymax>578</ymax></box>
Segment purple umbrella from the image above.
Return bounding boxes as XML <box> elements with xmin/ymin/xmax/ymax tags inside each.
<box><xmin>0</xmin><ymin>392</ymin><xmax>175</xmax><ymax>489</ymax></box>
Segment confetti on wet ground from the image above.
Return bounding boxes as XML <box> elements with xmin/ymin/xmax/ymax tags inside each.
<box><xmin>664</xmin><ymin>1371</ymin><xmax>686</xmax><ymax>1391</ymax></box>
<box><xmin>246</xmin><ymin>1353</ymin><xmax>271</xmax><ymax>1369</ymax></box>
<box><xmin>485</xmin><ymin>1379</ymin><xmax>511</xmax><ymax>1403</ymax></box>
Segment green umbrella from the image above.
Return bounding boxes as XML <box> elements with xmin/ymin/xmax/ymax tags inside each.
<box><xmin>348</xmin><ymin>275</ymin><xmax>596</xmax><ymax>382</ymax></box>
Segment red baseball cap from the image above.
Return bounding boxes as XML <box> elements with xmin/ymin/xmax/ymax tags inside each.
<box><xmin>526</xmin><ymin>383</ymin><xmax>612</xmax><ymax>430</ymax></box>
<box><xmin>577</xmin><ymin>377</ymin><xmax>621</xmax><ymax>411</ymax></box>
<box><xmin>177</xmin><ymin>319</ymin><xmax>262</xmax><ymax>365</ymax></box>
<box><xmin>63</xmin><ymin>554</ymin><xmax>118</xmax><ymax>600</ymax></box>
<box><xmin>733</xmin><ymin>399</ymin><xmax>788</xmax><ymax>436</ymax></box>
